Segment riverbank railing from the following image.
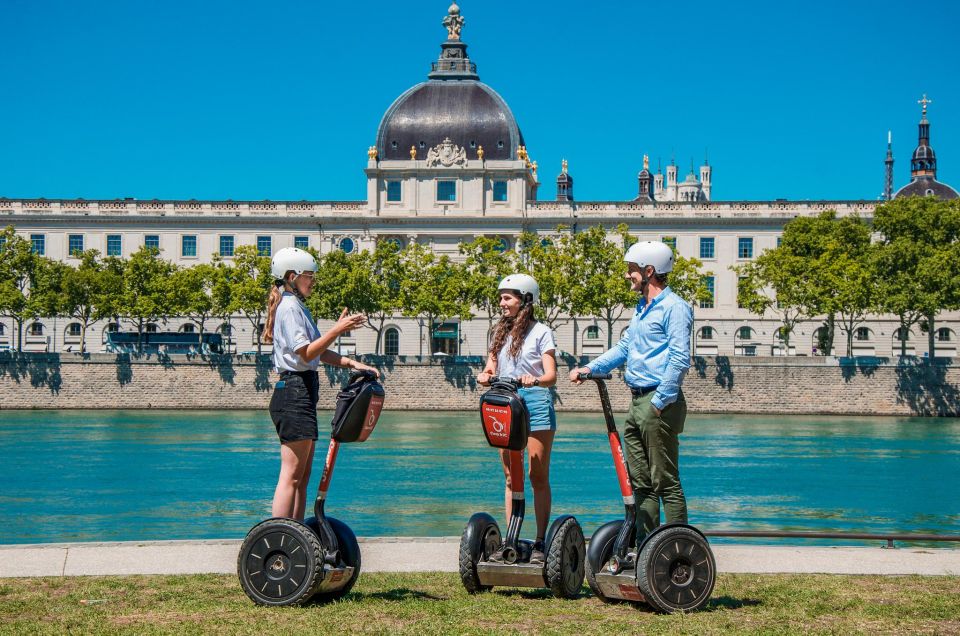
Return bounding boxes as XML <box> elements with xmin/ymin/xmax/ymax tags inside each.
<box><xmin>704</xmin><ymin>530</ymin><xmax>960</xmax><ymax>549</ymax></box>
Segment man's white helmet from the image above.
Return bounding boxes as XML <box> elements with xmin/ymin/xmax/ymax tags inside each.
<box><xmin>271</xmin><ymin>247</ymin><xmax>317</xmax><ymax>280</ymax></box>
<box><xmin>623</xmin><ymin>241</ymin><xmax>674</xmax><ymax>273</ymax></box>
<box><xmin>498</xmin><ymin>273</ymin><xmax>540</xmax><ymax>305</ymax></box>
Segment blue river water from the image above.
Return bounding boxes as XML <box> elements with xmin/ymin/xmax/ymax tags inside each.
<box><xmin>1</xmin><ymin>409</ymin><xmax>958</xmax><ymax>545</ymax></box>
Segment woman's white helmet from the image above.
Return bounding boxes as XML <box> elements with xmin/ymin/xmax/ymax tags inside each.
<box><xmin>623</xmin><ymin>241</ymin><xmax>674</xmax><ymax>273</ymax></box>
<box><xmin>498</xmin><ymin>273</ymin><xmax>540</xmax><ymax>305</ymax></box>
<box><xmin>271</xmin><ymin>247</ymin><xmax>317</xmax><ymax>280</ymax></box>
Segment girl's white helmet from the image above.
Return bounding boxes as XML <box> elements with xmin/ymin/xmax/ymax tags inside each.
<box><xmin>498</xmin><ymin>273</ymin><xmax>540</xmax><ymax>305</ymax></box>
<box><xmin>623</xmin><ymin>241</ymin><xmax>674</xmax><ymax>273</ymax></box>
<box><xmin>271</xmin><ymin>247</ymin><xmax>317</xmax><ymax>280</ymax></box>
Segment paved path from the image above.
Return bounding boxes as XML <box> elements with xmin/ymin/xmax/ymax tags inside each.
<box><xmin>1</xmin><ymin>539</ymin><xmax>958</xmax><ymax>578</ymax></box>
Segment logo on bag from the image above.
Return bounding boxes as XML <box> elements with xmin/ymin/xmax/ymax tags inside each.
<box><xmin>482</xmin><ymin>404</ymin><xmax>511</xmax><ymax>440</ymax></box>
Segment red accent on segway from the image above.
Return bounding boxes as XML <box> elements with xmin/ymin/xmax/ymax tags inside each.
<box><xmin>508</xmin><ymin>450</ymin><xmax>525</xmax><ymax>502</ymax></box>
<box><xmin>608</xmin><ymin>431</ymin><xmax>634</xmax><ymax>498</ymax></box>
<box><xmin>318</xmin><ymin>439</ymin><xmax>340</xmax><ymax>499</ymax></box>
<box><xmin>331</xmin><ymin>371</ymin><xmax>385</xmax><ymax>443</ymax></box>
<box><xmin>479</xmin><ymin>380</ymin><xmax>529</xmax><ymax>451</ymax></box>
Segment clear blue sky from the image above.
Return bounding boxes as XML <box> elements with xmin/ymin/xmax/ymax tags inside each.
<box><xmin>1</xmin><ymin>0</ymin><xmax>958</xmax><ymax>202</ymax></box>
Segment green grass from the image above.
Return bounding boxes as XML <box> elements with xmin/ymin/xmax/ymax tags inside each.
<box><xmin>1</xmin><ymin>572</ymin><xmax>958</xmax><ymax>635</ymax></box>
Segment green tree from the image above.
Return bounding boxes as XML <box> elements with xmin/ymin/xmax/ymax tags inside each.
<box><xmin>516</xmin><ymin>229</ymin><xmax>576</xmax><ymax>333</ymax></box>
<box><xmin>399</xmin><ymin>242</ymin><xmax>471</xmax><ymax>355</ymax></box>
<box><xmin>171</xmin><ymin>263</ymin><xmax>220</xmax><ymax>341</ymax></box>
<box><xmin>118</xmin><ymin>246</ymin><xmax>178</xmax><ymax>354</ymax></box>
<box><xmin>568</xmin><ymin>225</ymin><xmax>636</xmax><ymax>349</ymax></box>
<box><xmin>459</xmin><ymin>236</ymin><xmax>515</xmax><ymax>344</ymax></box>
<box><xmin>60</xmin><ymin>250</ymin><xmax>112</xmax><ymax>354</ymax></box>
<box><xmin>0</xmin><ymin>227</ymin><xmax>46</xmax><ymax>351</ymax></box>
<box><xmin>735</xmin><ymin>249</ymin><xmax>812</xmax><ymax>355</ymax></box>
<box><xmin>227</xmin><ymin>245</ymin><xmax>273</xmax><ymax>355</ymax></box>
<box><xmin>874</xmin><ymin>197</ymin><xmax>960</xmax><ymax>359</ymax></box>
<box><xmin>355</xmin><ymin>241</ymin><xmax>405</xmax><ymax>354</ymax></box>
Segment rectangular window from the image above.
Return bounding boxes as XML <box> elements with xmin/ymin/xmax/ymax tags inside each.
<box><xmin>106</xmin><ymin>235</ymin><xmax>122</xmax><ymax>257</ymax></box>
<box><xmin>699</xmin><ymin>237</ymin><xmax>715</xmax><ymax>259</ymax></box>
<box><xmin>68</xmin><ymin>234</ymin><xmax>84</xmax><ymax>256</ymax></box>
<box><xmin>31</xmin><ymin>234</ymin><xmax>45</xmax><ymax>255</ymax></box>
<box><xmin>386</xmin><ymin>180</ymin><xmax>402</xmax><ymax>202</ymax></box>
<box><xmin>181</xmin><ymin>235</ymin><xmax>197</xmax><ymax>258</ymax></box>
<box><xmin>294</xmin><ymin>236</ymin><xmax>309</xmax><ymax>250</ymax></box>
<box><xmin>144</xmin><ymin>235</ymin><xmax>160</xmax><ymax>251</ymax></box>
<box><xmin>700</xmin><ymin>276</ymin><xmax>715</xmax><ymax>309</ymax></box>
<box><xmin>777</xmin><ymin>236</ymin><xmax>783</xmax><ymax>248</ymax></box>
<box><xmin>492</xmin><ymin>180</ymin><xmax>508</xmax><ymax>202</ymax></box>
<box><xmin>0</xmin><ymin>235</ymin><xmax>5</xmax><ymax>252</ymax></box>
<box><xmin>661</xmin><ymin>236</ymin><xmax>677</xmax><ymax>250</ymax></box>
<box><xmin>437</xmin><ymin>180</ymin><xmax>456</xmax><ymax>202</ymax></box>
<box><xmin>219</xmin><ymin>235</ymin><xmax>235</xmax><ymax>257</ymax></box>
<box><xmin>257</xmin><ymin>235</ymin><xmax>272</xmax><ymax>257</ymax></box>
<box><xmin>738</xmin><ymin>237</ymin><xmax>754</xmax><ymax>259</ymax></box>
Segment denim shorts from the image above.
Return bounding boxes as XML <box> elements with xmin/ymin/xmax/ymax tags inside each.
<box><xmin>518</xmin><ymin>386</ymin><xmax>557</xmax><ymax>432</ymax></box>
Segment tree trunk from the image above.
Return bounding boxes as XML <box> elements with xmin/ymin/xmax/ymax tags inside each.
<box><xmin>927</xmin><ymin>313</ymin><xmax>936</xmax><ymax>361</ymax></box>
<box><xmin>16</xmin><ymin>318</ymin><xmax>23</xmax><ymax>352</ymax></box>
<box><xmin>899</xmin><ymin>314</ymin><xmax>908</xmax><ymax>358</ymax></box>
<box><xmin>80</xmin><ymin>322</ymin><xmax>87</xmax><ymax>355</ymax></box>
<box><xmin>846</xmin><ymin>325</ymin><xmax>854</xmax><ymax>358</ymax></box>
<box><xmin>826</xmin><ymin>314</ymin><xmax>836</xmax><ymax>356</ymax></box>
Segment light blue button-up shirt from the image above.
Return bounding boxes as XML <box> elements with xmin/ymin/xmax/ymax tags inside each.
<box><xmin>586</xmin><ymin>287</ymin><xmax>692</xmax><ymax>410</ymax></box>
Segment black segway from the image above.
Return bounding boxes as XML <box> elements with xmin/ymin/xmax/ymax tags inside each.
<box><xmin>580</xmin><ymin>372</ymin><xmax>715</xmax><ymax>613</ymax></box>
<box><xmin>237</xmin><ymin>371</ymin><xmax>385</xmax><ymax>606</ymax></box>
<box><xmin>459</xmin><ymin>377</ymin><xmax>586</xmax><ymax>598</ymax></box>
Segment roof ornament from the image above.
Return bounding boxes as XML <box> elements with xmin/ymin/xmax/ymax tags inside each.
<box><xmin>561</xmin><ymin>159</ymin><xmax>568</xmax><ymax>174</ymax></box>
<box><xmin>367</xmin><ymin>146</ymin><xmax>378</xmax><ymax>160</ymax></box>
<box><xmin>443</xmin><ymin>3</ymin><xmax>465</xmax><ymax>40</ymax></box>
<box><xmin>410</xmin><ymin>145</ymin><xmax>418</xmax><ymax>160</ymax></box>
<box><xmin>643</xmin><ymin>155</ymin><xmax>649</xmax><ymax>171</ymax></box>
<box><xmin>426</xmin><ymin>137</ymin><xmax>468</xmax><ymax>167</ymax></box>
<box><xmin>477</xmin><ymin>145</ymin><xmax>484</xmax><ymax>161</ymax></box>
<box><xmin>918</xmin><ymin>94</ymin><xmax>932</xmax><ymax>118</ymax></box>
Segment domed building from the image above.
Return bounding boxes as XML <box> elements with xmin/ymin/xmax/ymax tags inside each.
<box><xmin>893</xmin><ymin>96</ymin><xmax>959</xmax><ymax>200</ymax></box>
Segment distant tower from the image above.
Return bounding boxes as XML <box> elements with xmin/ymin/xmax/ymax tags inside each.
<box><xmin>884</xmin><ymin>131</ymin><xmax>894</xmax><ymax>201</ymax></box>
<box><xmin>556</xmin><ymin>159</ymin><xmax>574</xmax><ymax>201</ymax></box>
<box><xmin>911</xmin><ymin>95</ymin><xmax>936</xmax><ymax>179</ymax></box>
<box><xmin>653</xmin><ymin>157</ymin><xmax>664</xmax><ymax>197</ymax></box>
<box><xmin>665</xmin><ymin>158</ymin><xmax>678</xmax><ymax>200</ymax></box>
<box><xmin>700</xmin><ymin>153</ymin><xmax>712</xmax><ymax>201</ymax></box>
<box><xmin>636</xmin><ymin>155</ymin><xmax>654</xmax><ymax>201</ymax></box>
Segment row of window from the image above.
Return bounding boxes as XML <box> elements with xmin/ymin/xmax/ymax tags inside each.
<box><xmin>695</xmin><ymin>236</ymin><xmax>757</xmax><ymax>260</ymax></box>
<box><xmin>26</xmin><ymin>234</ymin><xmax>350</xmax><ymax>258</ymax></box>
<box><xmin>385</xmin><ymin>180</ymin><xmax>509</xmax><ymax>203</ymax></box>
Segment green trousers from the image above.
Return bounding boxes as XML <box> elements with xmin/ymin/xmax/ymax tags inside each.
<box><xmin>623</xmin><ymin>390</ymin><xmax>688</xmax><ymax>539</ymax></box>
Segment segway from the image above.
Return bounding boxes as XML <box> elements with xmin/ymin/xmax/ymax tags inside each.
<box><xmin>459</xmin><ymin>377</ymin><xmax>586</xmax><ymax>598</ymax></box>
<box><xmin>580</xmin><ymin>372</ymin><xmax>715</xmax><ymax>613</ymax></box>
<box><xmin>237</xmin><ymin>370</ymin><xmax>385</xmax><ymax>606</ymax></box>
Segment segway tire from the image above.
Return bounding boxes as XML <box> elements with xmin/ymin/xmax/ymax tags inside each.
<box><xmin>545</xmin><ymin>517</ymin><xmax>585</xmax><ymax>598</ymax></box>
<box><xmin>584</xmin><ymin>519</ymin><xmax>626</xmax><ymax>603</ymax></box>
<box><xmin>237</xmin><ymin>517</ymin><xmax>323</xmax><ymax>606</ymax></box>
<box><xmin>636</xmin><ymin>524</ymin><xmax>716</xmax><ymax>613</ymax></box>
<box><xmin>458</xmin><ymin>512</ymin><xmax>501</xmax><ymax>594</ymax></box>
<box><xmin>305</xmin><ymin>516</ymin><xmax>362</xmax><ymax>603</ymax></box>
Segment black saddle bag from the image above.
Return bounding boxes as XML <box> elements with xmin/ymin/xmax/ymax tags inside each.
<box><xmin>479</xmin><ymin>381</ymin><xmax>529</xmax><ymax>451</ymax></box>
<box><xmin>331</xmin><ymin>371</ymin><xmax>385</xmax><ymax>443</ymax></box>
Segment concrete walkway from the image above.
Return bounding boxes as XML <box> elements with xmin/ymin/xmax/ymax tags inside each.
<box><xmin>1</xmin><ymin>538</ymin><xmax>958</xmax><ymax>578</ymax></box>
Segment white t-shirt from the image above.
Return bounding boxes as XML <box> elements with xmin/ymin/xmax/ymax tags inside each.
<box><xmin>495</xmin><ymin>322</ymin><xmax>556</xmax><ymax>380</ymax></box>
<box><xmin>272</xmin><ymin>292</ymin><xmax>321</xmax><ymax>372</ymax></box>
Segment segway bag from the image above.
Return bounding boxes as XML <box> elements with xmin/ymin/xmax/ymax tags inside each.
<box><xmin>479</xmin><ymin>382</ymin><xmax>529</xmax><ymax>451</ymax></box>
<box><xmin>331</xmin><ymin>371</ymin><xmax>385</xmax><ymax>443</ymax></box>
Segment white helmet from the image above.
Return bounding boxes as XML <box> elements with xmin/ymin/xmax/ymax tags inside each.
<box><xmin>623</xmin><ymin>241</ymin><xmax>674</xmax><ymax>273</ymax></box>
<box><xmin>271</xmin><ymin>247</ymin><xmax>317</xmax><ymax>280</ymax></box>
<box><xmin>498</xmin><ymin>273</ymin><xmax>540</xmax><ymax>305</ymax></box>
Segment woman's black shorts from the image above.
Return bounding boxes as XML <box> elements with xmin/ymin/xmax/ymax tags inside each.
<box><xmin>269</xmin><ymin>370</ymin><xmax>320</xmax><ymax>443</ymax></box>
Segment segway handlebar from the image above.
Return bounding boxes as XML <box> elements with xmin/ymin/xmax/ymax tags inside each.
<box><xmin>577</xmin><ymin>372</ymin><xmax>612</xmax><ymax>381</ymax></box>
<box><xmin>487</xmin><ymin>376</ymin><xmax>540</xmax><ymax>387</ymax></box>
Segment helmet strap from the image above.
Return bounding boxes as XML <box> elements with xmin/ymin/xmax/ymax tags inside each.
<box><xmin>283</xmin><ymin>273</ymin><xmax>308</xmax><ymax>303</ymax></box>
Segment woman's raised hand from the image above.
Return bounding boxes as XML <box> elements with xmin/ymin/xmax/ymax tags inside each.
<box><xmin>334</xmin><ymin>307</ymin><xmax>367</xmax><ymax>334</ymax></box>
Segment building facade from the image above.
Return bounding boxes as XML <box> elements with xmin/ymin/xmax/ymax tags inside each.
<box><xmin>1</xmin><ymin>4</ymin><xmax>957</xmax><ymax>359</ymax></box>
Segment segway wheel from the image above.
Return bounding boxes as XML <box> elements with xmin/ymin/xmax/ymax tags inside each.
<box><xmin>584</xmin><ymin>519</ymin><xmax>626</xmax><ymax>604</ymax></box>
<box><xmin>458</xmin><ymin>512</ymin><xmax>501</xmax><ymax>594</ymax></box>
<box><xmin>545</xmin><ymin>517</ymin><xmax>585</xmax><ymax>598</ymax></box>
<box><xmin>237</xmin><ymin>518</ymin><xmax>324</xmax><ymax>606</ymax></box>
<box><xmin>305</xmin><ymin>516</ymin><xmax>362</xmax><ymax>603</ymax></box>
<box><xmin>636</xmin><ymin>524</ymin><xmax>716</xmax><ymax>613</ymax></box>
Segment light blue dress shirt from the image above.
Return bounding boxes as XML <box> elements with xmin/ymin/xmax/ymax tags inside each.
<box><xmin>586</xmin><ymin>287</ymin><xmax>693</xmax><ymax>411</ymax></box>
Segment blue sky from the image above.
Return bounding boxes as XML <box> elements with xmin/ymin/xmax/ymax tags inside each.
<box><xmin>1</xmin><ymin>0</ymin><xmax>957</xmax><ymax>202</ymax></box>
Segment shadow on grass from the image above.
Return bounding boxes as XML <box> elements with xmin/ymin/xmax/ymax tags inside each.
<box><xmin>703</xmin><ymin>596</ymin><xmax>763</xmax><ymax>611</ymax></box>
<box><xmin>347</xmin><ymin>588</ymin><xmax>447</xmax><ymax>602</ymax></box>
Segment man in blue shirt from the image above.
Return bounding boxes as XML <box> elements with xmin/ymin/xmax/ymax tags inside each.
<box><xmin>570</xmin><ymin>240</ymin><xmax>692</xmax><ymax>537</ymax></box>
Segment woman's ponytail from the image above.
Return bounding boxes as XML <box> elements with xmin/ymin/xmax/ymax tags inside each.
<box><xmin>261</xmin><ymin>282</ymin><xmax>283</xmax><ymax>345</ymax></box>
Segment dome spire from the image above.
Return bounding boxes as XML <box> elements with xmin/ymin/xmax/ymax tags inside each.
<box><xmin>911</xmin><ymin>93</ymin><xmax>936</xmax><ymax>179</ymax></box>
<box><xmin>429</xmin><ymin>2</ymin><xmax>479</xmax><ymax>80</ymax></box>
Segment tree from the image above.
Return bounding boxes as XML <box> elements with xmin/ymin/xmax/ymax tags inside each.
<box><xmin>354</xmin><ymin>241</ymin><xmax>405</xmax><ymax>354</ymax></box>
<box><xmin>459</xmin><ymin>236</ymin><xmax>515</xmax><ymax>344</ymax></box>
<box><xmin>116</xmin><ymin>246</ymin><xmax>178</xmax><ymax>354</ymax></box>
<box><xmin>60</xmin><ymin>250</ymin><xmax>111</xmax><ymax>354</ymax></box>
<box><xmin>568</xmin><ymin>225</ymin><xmax>636</xmax><ymax>349</ymax></box>
<box><xmin>227</xmin><ymin>245</ymin><xmax>273</xmax><ymax>355</ymax></box>
<box><xmin>873</xmin><ymin>197</ymin><xmax>960</xmax><ymax>359</ymax></box>
<box><xmin>0</xmin><ymin>227</ymin><xmax>45</xmax><ymax>352</ymax></box>
<box><xmin>398</xmin><ymin>242</ymin><xmax>471</xmax><ymax>355</ymax></box>
<box><xmin>516</xmin><ymin>229</ymin><xmax>577</xmax><ymax>333</ymax></box>
<box><xmin>735</xmin><ymin>249</ymin><xmax>812</xmax><ymax>355</ymax></box>
<box><xmin>170</xmin><ymin>263</ymin><xmax>223</xmax><ymax>341</ymax></box>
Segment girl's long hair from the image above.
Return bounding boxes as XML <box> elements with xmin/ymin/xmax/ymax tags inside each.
<box><xmin>490</xmin><ymin>296</ymin><xmax>537</xmax><ymax>361</ymax></box>
<box><xmin>261</xmin><ymin>281</ymin><xmax>284</xmax><ymax>345</ymax></box>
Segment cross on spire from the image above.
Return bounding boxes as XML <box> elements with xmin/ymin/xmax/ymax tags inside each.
<box><xmin>918</xmin><ymin>94</ymin><xmax>932</xmax><ymax>117</ymax></box>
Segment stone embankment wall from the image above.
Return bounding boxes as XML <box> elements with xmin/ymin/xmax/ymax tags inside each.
<box><xmin>1</xmin><ymin>353</ymin><xmax>957</xmax><ymax>416</ymax></box>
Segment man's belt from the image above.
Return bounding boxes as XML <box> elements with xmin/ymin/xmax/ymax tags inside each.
<box><xmin>630</xmin><ymin>385</ymin><xmax>659</xmax><ymax>398</ymax></box>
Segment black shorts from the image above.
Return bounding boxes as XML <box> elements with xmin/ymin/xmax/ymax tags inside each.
<box><xmin>269</xmin><ymin>371</ymin><xmax>320</xmax><ymax>443</ymax></box>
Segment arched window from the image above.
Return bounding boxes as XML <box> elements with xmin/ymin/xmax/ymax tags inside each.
<box><xmin>493</xmin><ymin>237</ymin><xmax>509</xmax><ymax>253</ymax></box>
<box><xmin>894</xmin><ymin>327</ymin><xmax>911</xmax><ymax>341</ymax></box>
<box><xmin>30</xmin><ymin>323</ymin><xmax>44</xmax><ymax>336</ymax></box>
<box><xmin>180</xmin><ymin>323</ymin><xmax>196</xmax><ymax>334</ymax></box>
<box><xmin>937</xmin><ymin>328</ymin><xmax>954</xmax><ymax>342</ymax></box>
<box><xmin>585</xmin><ymin>326</ymin><xmax>600</xmax><ymax>340</ymax></box>
<box><xmin>67</xmin><ymin>323</ymin><xmax>82</xmax><ymax>337</ymax></box>
<box><xmin>699</xmin><ymin>326</ymin><xmax>714</xmax><ymax>340</ymax></box>
<box><xmin>219</xmin><ymin>323</ymin><xmax>233</xmax><ymax>337</ymax></box>
<box><xmin>737</xmin><ymin>326</ymin><xmax>753</xmax><ymax>340</ymax></box>
<box><xmin>384</xmin><ymin>327</ymin><xmax>400</xmax><ymax>356</ymax></box>
<box><xmin>855</xmin><ymin>327</ymin><xmax>871</xmax><ymax>341</ymax></box>
<box><xmin>145</xmin><ymin>323</ymin><xmax>159</xmax><ymax>334</ymax></box>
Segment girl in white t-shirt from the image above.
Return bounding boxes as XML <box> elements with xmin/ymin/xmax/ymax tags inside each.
<box><xmin>477</xmin><ymin>274</ymin><xmax>558</xmax><ymax>564</ymax></box>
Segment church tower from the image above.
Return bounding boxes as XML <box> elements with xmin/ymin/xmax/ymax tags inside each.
<box><xmin>636</xmin><ymin>155</ymin><xmax>653</xmax><ymax>201</ymax></box>
<box><xmin>700</xmin><ymin>156</ymin><xmax>712</xmax><ymax>201</ymax></box>
<box><xmin>893</xmin><ymin>95</ymin><xmax>958</xmax><ymax>200</ymax></box>
<box><xmin>556</xmin><ymin>159</ymin><xmax>574</xmax><ymax>201</ymax></box>
<box><xmin>884</xmin><ymin>131</ymin><xmax>894</xmax><ymax>201</ymax></box>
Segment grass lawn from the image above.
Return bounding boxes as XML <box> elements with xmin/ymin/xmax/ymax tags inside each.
<box><xmin>1</xmin><ymin>572</ymin><xmax>958</xmax><ymax>635</ymax></box>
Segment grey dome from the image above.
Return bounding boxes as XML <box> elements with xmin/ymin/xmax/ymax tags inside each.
<box><xmin>894</xmin><ymin>177</ymin><xmax>959</xmax><ymax>200</ymax></box>
<box><xmin>376</xmin><ymin>80</ymin><xmax>524</xmax><ymax>161</ymax></box>
<box><xmin>912</xmin><ymin>144</ymin><xmax>936</xmax><ymax>161</ymax></box>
